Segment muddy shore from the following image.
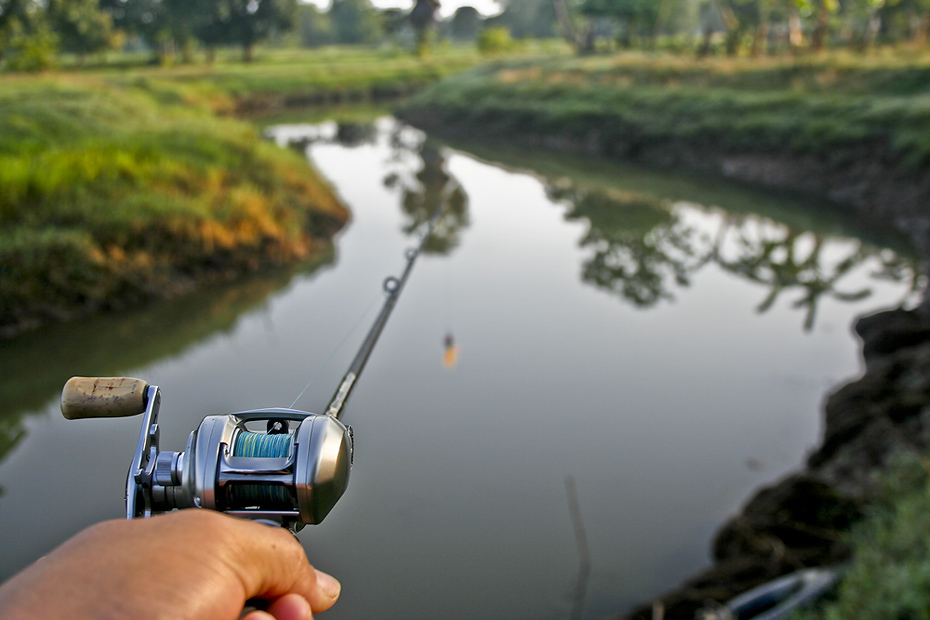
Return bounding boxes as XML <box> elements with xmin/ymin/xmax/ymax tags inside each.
<box><xmin>618</xmin><ymin>306</ymin><xmax>930</xmax><ymax>619</ymax></box>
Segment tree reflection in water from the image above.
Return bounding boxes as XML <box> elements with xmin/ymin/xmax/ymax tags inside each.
<box><xmin>547</xmin><ymin>181</ymin><xmax>920</xmax><ymax>330</ymax></box>
<box><xmin>549</xmin><ymin>182</ymin><xmax>711</xmax><ymax>308</ymax></box>
<box><xmin>384</xmin><ymin>128</ymin><xmax>469</xmax><ymax>256</ymax></box>
<box><xmin>334</xmin><ymin>122</ymin><xmax>378</xmax><ymax>148</ymax></box>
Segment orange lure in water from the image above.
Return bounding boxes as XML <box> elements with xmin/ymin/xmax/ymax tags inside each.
<box><xmin>443</xmin><ymin>333</ymin><xmax>459</xmax><ymax>369</ymax></box>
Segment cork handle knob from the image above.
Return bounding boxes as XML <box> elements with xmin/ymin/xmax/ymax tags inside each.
<box><xmin>61</xmin><ymin>377</ymin><xmax>149</xmax><ymax>420</ymax></box>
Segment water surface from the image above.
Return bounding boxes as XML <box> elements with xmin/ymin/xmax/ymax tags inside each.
<box><xmin>0</xmin><ymin>117</ymin><xmax>918</xmax><ymax>620</ymax></box>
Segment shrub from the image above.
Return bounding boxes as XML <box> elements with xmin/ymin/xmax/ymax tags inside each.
<box><xmin>477</xmin><ymin>27</ymin><xmax>513</xmax><ymax>55</ymax></box>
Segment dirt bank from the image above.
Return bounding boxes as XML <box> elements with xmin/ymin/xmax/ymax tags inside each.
<box><xmin>617</xmin><ymin>306</ymin><xmax>930</xmax><ymax>619</ymax></box>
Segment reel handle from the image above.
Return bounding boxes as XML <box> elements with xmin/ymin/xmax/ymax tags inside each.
<box><xmin>61</xmin><ymin>377</ymin><xmax>149</xmax><ymax>420</ymax></box>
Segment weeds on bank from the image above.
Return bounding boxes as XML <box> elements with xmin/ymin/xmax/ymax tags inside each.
<box><xmin>790</xmin><ymin>454</ymin><xmax>930</xmax><ymax>619</ymax></box>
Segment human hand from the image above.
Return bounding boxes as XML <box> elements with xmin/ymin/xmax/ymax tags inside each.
<box><xmin>0</xmin><ymin>509</ymin><xmax>340</xmax><ymax>620</ymax></box>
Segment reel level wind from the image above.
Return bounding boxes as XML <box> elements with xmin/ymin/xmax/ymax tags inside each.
<box><xmin>60</xmin><ymin>208</ymin><xmax>441</xmax><ymax>531</ymax></box>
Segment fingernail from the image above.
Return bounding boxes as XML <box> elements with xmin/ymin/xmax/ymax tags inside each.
<box><xmin>315</xmin><ymin>569</ymin><xmax>342</xmax><ymax>600</ymax></box>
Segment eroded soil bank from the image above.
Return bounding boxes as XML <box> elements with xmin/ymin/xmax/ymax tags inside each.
<box><xmin>618</xmin><ymin>307</ymin><xmax>930</xmax><ymax>619</ymax></box>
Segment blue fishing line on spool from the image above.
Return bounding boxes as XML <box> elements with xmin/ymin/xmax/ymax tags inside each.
<box><xmin>234</xmin><ymin>431</ymin><xmax>291</xmax><ymax>458</ymax></box>
<box><xmin>231</xmin><ymin>431</ymin><xmax>292</xmax><ymax>507</ymax></box>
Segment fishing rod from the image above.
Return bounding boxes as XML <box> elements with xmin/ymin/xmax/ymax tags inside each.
<box><xmin>58</xmin><ymin>211</ymin><xmax>443</xmax><ymax>533</ymax></box>
<box><xmin>326</xmin><ymin>204</ymin><xmax>442</xmax><ymax>419</ymax></box>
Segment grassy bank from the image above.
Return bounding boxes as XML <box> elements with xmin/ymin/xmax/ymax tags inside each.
<box><xmin>0</xmin><ymin>74</ymin><xmax>348</xmax><ymax>336</ymax></box>
<box><xmin>793</xmin><ymin>455</ymin><xmax>930</xmax><ymax>620</ymax></box>
<box><xmin>68</xmin><ymin>46</ymin><xmax>541</xmax><ymax>115</ymax></box>
<box><xmin>398</xmin><ymin>52</ymin><xmax>930</xmax><ymax>246</ymax></box>
<box><xmin>400</xmin><ymin>51</ymin><xmax>930</xmax><ymax>173</ymax></box>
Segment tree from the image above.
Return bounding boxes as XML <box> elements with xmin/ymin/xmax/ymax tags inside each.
<box><xmin>800</xmin><ymin>0</ymin><xmax>840</xmax><ymax>51</ymax></box>
<box><xmin>297</xmin><ymin>3</ymin><xmax>334</xmax><ymax>47</ymax></box>
<box><xmin>409</xmin><ymin>0</ymin><xmax>439</xmax><ymax>55</ymax></box>
<box><xmin>99</xmin><ymin>0</ymin><xmax>161</xmax><ymax>48</ymax></box>
<box><xmin>0</xmin><ymin>0</ymin><xmax>58</xmax><ymax>69</ymax></box>
<box><xmin>491</xmin><ymin>0</ymin><xmax>558</xmax><ymax>39</ymax></box>
<box><xmin>450</xmin><ymin>6</ymin><xmax>481</xmax><ymax>40</ymax></box>
<box><xmin>578</xmin><ymin>0</ymin><xmax>661</xmax><ymax>47</ymax></box>
<box><xmin>47</xmin><ymin>0</ymin><xmax>115</xmax><ymax>63</ymax></box>
<box><xmin>329</xmin><ymin>0</ymin><xmax>381</xmax><ymax>44</ymax></box>
<box><xmin>195</xmin><ymin>0</ymin><xmax>297</xmax><ymax>62</ymax></box>
<box><xmin>99</xmin><ymin>0</ymin><xmax>201</xmax><ymax>63</ymax></box>
<box><xmin>380</xmin><ymin>7</ymin><xmax>407</xmax><ymax>40</ymax></box>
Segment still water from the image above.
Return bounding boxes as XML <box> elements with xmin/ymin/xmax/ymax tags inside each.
<box><xmin>0</xmin><ymin>117</ymin><xmax>919</xmax><ymax>619</ymax></box>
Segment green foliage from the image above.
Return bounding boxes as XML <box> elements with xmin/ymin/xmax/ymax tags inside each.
<box><xmin>3</xmin><ymin>24</ymin><xmax>58</xmax><ymax>71</ymax></box>
<box><xmin>793</xmin><ymin>455</ymin><xmax>930</xmax><ymax>620</ymax></box>
<box><xmin>478</xmin><ymin>26</ymin><xmax>514</xmax><ymax>54</ymax></box>
<box><xmin>329</xmin><ymin>0</ymin><xmax>382</xmax><ymax>44</ymax></box>
<box><xmin>296</xmin><ymin>3</ymin><xmax>334</xmax><ymax>47</ymax></box>
<box><xmin>0</xmin><ymin>4</ymin><xmax>59</xmax><ymax>72</ymax></box>
<box><xmin>450</xmin><ymin>6</ymin><xmax>482</xmax><ymax>41</ymax></box>
<box><xmin>199</xmin><ymin>0</ymin><xmax>298</xmax><ymax>60</ymax></box>
<box><xmin>486</xmin><ymin>0</ymin><xmax>558</xmax><ymax>39</ymax></box>
<box><xmin>46</xmin><ymin>0</ymin><xmax>115</xmax><ymax>59</ymax></box>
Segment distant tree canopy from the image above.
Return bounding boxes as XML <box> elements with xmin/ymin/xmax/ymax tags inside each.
<box><xmin>578</xmin><ymin>0</ymin><xmax>662</xmax><ymax>46</ymax></box>
<box><xmin>329</xmin><ymin>0</ymin><xmax>382</xmax><ymax>44</ymax></box>
<box><xmin>195</xmin><ymin>0</ymin><xmax>298</xmax><ymax>61</ymax></box>
<box><xmin>450</xmin><ymin>6</ymin><xmax>481</xmax><ymax>40</ymax></box>
<box><xmin>47</xmin><ymin>0</ymin><xmax>115</xmax><ymax>59</ymax></box>
<box><xmin>488</xmin><ymin>0</ymin><xmax>559</xmax><ymax>39</ymax></box>
<box><xmin>4</xmin><ymin>0</ymin><xmax>930</xmax><ymax>70</ymax></box>
<box><xmin>409</xmin><ymin>0</ymin><xmax>439</xmax><ymax>54</ymax></box>
<box><xmin>296</xmin><ymin>3</ymin><xmax>334</xmax><ymax>47</ymax></box>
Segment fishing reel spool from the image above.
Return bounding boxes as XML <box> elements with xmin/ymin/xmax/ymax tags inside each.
<box><xmin>61</xmin><ymin>377</ymin><xmax>353</xmax><ymax>532</ymax></box>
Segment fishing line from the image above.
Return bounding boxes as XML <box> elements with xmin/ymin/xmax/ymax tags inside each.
<box><xmin>230</xmin><ymin>431</ymin><xmax>292</xmax><ymax>507</ymax></box>
<box><xmin>288</xmin><ymin>290</ymin><xmax>384</xmax><ymax>410</ymax></box>
<box><xmin>234</xmin><ymin>431</ymin><xmax>291</xmax><ymax>458</ymax></box>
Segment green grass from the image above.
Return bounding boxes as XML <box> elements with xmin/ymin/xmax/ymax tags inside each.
<box><xmin>49</xmin><ymin>45</ymin><xmax>555</xmax><ymax>114</ymax></box>
<box><xmin>793</xmin><ymin>455</ymin><xmax>930</xmax><ymax>620</ymax></box>
<box><xmin>399</xmin><ymin>51</ymin><xmax>930</xmax><ymax>176</ymax></box>
<box><xmin>0</xmin><ymin>74</ymin><xmax>348</xmax><ymax>335</ymax></box>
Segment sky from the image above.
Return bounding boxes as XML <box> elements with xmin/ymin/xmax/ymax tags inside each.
<box><xmin>301</xmin><ymin>0</ymin><xmax>503</xmax><ymax>19</ymax></box>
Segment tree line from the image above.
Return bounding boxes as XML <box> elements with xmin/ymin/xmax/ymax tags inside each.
<box><xmin>551</xmin><ymin>0</ymin><xmax>930</xmax><ymax>54</ymax></box>
<box><xmin>302</xmin><ymin>0</ymin><xmax>930</xmax><ymax>55</ymax></box>
<box><xmin>1</xmin><ymin>0</ymin><xmax>928</xmax><ymax>70</ymax></box>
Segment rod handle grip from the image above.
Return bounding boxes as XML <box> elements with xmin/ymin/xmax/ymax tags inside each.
<box><xmin>61</xmin><ymin>377</ymin><xmax>149</xmax><ymax>420</ymax></box>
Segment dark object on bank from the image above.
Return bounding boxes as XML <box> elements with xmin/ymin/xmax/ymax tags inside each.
<box><xmin>697</xmin><ymin>567</ymin><xmax>841</xmax><ymax>620</ymax></box>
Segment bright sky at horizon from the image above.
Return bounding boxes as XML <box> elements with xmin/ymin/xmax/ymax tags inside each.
<box><xmin>300</xmin><ymin>0</ymin><xmax>502</xmax><ymax>19</ymax></box>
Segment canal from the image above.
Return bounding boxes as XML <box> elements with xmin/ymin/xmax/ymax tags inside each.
<box><xmin>0</xmin><ymin>116</ymin><xmax>919</xmax><ymax>620</ymax></box>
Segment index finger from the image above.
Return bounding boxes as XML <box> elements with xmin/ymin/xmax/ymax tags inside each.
<box><xmin>215</xmin><ymin>516</ymin><xmax>342</xmax><ymax>613</ymax></box>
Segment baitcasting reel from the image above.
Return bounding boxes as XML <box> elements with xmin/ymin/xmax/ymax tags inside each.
<box><xmin>61</xmin><ymin>377</ymin><xmax>353</xmax><ymax>532</ymax></box>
